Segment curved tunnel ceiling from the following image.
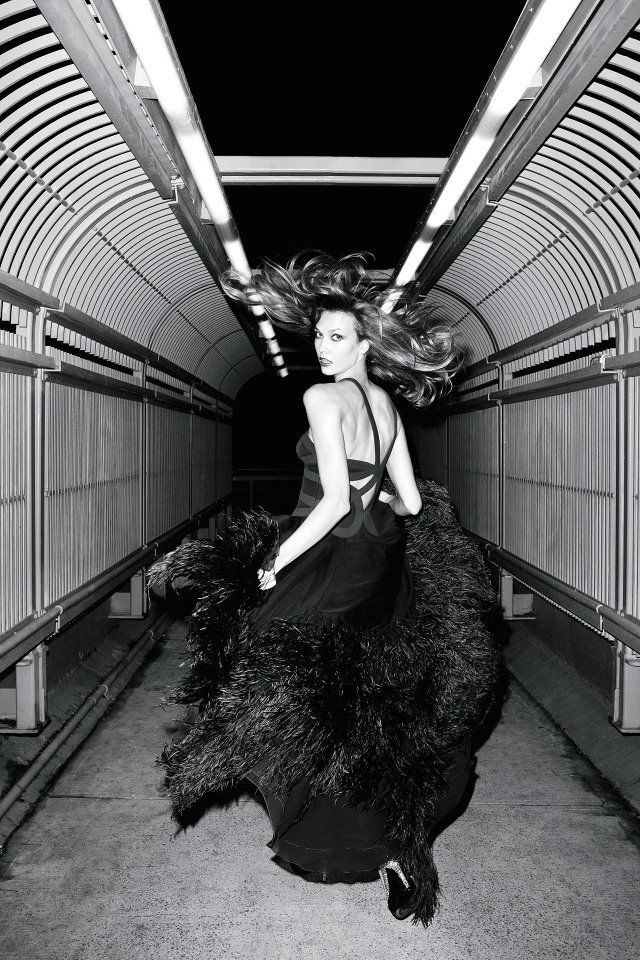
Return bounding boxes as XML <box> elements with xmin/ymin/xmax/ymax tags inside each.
<box><xmin>0</xmin><ymin>0</ymin><xmax>261</xmax><ymax>398</ymax></box>
<box><xmin>423</xmin><ymin>16</ymin><xmax>640</xmax><ymax>365</ymax></box>
<box><xmin>5</xmin><ymin>2</ymin><xmax>640</xmax><ymax>392</ymax></box>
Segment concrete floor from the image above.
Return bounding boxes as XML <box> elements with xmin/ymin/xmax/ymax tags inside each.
<box><xmin>1</xmin><ymin>622</ymin><xmax>639</xmax><ymax>960</ymax></box>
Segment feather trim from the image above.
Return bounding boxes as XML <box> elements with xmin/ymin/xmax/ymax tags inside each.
<box><xmin>151</xmin><ymin>480</ymin><xmax>504</xmax><ymax>925</ymax></box>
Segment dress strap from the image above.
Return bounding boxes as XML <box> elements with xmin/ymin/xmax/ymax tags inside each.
<box><xmin>342</xmin><ymin>378</ymin><xmax>380</xmax><ymax>465</ymax></box>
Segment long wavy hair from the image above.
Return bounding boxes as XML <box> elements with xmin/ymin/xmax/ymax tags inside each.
<box><xmin>221</xmin><ymin>251</ymin><xmax>462</xmax><ymax>407</ymax></box>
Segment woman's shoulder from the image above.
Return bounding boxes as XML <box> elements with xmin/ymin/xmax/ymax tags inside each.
<box><xmin>304</xmin><ymin>380</ymin><xmax>397</xmax><ymax>420</ymax></box>
<box><xmin>302</xmin><ymin>382</ymin><xmax>341</xmax><ymax>407</ymax></box>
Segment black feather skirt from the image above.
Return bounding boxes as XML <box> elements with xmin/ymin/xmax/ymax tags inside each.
<box><xmin>246</xmin><ymin>501</ymin><xmax>414</xmax><ymax>880</ymax></box>
<box><xmin>149</xmin><ymin>480</ymin><xmax>504</xmax><ymax>926</ymax></box>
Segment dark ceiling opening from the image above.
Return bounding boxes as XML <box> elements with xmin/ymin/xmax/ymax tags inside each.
<box><xmin>225</xmin><ymin>185</ymin><xmax>433</xmax><ymax>268</ymax></box>
<box><xmin>158</xmin><ymin>4</ymin><xmax>527</xmax><ymax>157</ymax></box>
<box><xmin>158</xmin><ymin>3</ymin><xmax>528</xmax><ymax>271</ymax></box>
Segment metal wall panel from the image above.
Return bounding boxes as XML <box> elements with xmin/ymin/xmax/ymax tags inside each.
<box><xmin>504</xmin><ymin>320</ymin><xmax>617</xmax><ymax>386</ymax></box>
<box><xmin>145</xmin><ymin>404</ymin><xmax>190</xmax><ymax>541</ymax></box>
<box><xmin>629</xmin><ymin>313</ymin><xmax>640</xmax><ymax>617</ymax></box>
<box><xmin>43</xmin><ymin>382</ymin><xmax>141</xmax><ymax>604</ymax></box>
<box><xmin>191</xmin><ymin>414</ymin><xmax>217</xmax><ymax>516</ymax></box>
<box><xmin>417</xmin><ymin>417</ymin><xmax>448</xmax><ymax>487</ymax></box>
<box><xmin>415</xmin><ymin>20</ymin><xmax>640</xmax><ymax>637</ymax></box>
<box><xmin>0</xmin><ymin>367</ymin><xmax>32</xmax><ymax>633</ymax></box>
<box><xmin>629</xmin><ymin>374</ymin><xmax>640</xmax><ymax>618</ymax></box>
<box><xmin>448</xmin><ymin>406</ymin><xmax>500</xmax><ymax>543</ymax></box>
<box><xmin>0</xmin><ymin>302</ymin><xmax>30</xmax><ymax>348</ymax></box>
<box><xmin>0</xmin><ymin>3</ymin><xmax>252</xmax><ymax>655</ymax></box>
<box><xmin>503</xmin><ymin>387</ymin><xmax>617</xmax><ymax>606</ymax></box>
<box><xmin>45</xmin><ymin>317</ymin><xmax>143</xmax><ymax>382</ymax></box>
<box><xmin>216</xmin><ymin>419</ymin><xmax>233</xmax><ymax>501</ymax></box>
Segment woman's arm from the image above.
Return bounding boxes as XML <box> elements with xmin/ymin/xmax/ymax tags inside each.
<box><xmin>272</xmin><ymin>384</ymin><xmax>351</xmax><ymax>576</ymax></box>
<box><xmin>382</xmin><ymin>418</ymin><xmax>422</xmax><ymax>516</ymax></box>
<box><xmin>380</xmin><ymin>491</ymin><xmax>420</xmax><ymax>517</ymax></box>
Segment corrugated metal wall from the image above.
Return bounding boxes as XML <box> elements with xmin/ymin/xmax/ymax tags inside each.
<box><xmin>0</xmin><ymin>365</ymin><xmax>31</xmax><ymax>635</ymax></box>
<box><xmin>419</xmin><ymin>9</ymin><xmax>640</xmax><ymax>649</ymax></box>
<box><xmin>501</xmin><ymin>388</ymin><xmax>617</xmax><ymax>606</ymax></box>
<box><xmin>44</xmin><ymin>384</ymin><xmax>141</xmax><ymax>603</ymax></box>
<box><xmin>449</xmin><ymin>407</ymin><xmax>500</xmax><ymax>544</ymax></box>
<box><xmin>0</xmin><ymin>0</ymin><xmax>247</xmax><ymax>681</ymax></box>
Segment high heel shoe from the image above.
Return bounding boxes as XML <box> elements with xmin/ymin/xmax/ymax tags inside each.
<box><xmin>379</xmin><ymin>862</ymin><xmax>417</xmax><ymax>921</ymax></box>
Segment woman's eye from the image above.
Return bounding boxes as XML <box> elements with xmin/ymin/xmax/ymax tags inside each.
<box><xmin>331</xmin><ymin>334</ymin><xmax>343</xmax><ymax>341</ymax></box>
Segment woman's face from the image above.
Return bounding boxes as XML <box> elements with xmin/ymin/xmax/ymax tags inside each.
<box><xmin>313</xmin><ymin>309</ymin><xmax>368</xmax><ymax>377</ymax></box>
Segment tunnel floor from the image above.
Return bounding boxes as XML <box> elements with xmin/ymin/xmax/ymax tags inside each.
<box><xmin>1</xmin><ymin>621</ymin><xmax>639</xmax><ymax>960</ymax></box>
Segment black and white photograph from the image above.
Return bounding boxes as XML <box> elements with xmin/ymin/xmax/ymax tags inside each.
<box><xmin>0</xmin><ymin>1</ymin><xmax>639</xmax><ymax>958</ymax></box>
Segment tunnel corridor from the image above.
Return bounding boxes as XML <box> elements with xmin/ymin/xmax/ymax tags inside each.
<box><xmin>1</xmin><ymin>1</ymin><xmax>640</xmax><ymax>956</ymax></box>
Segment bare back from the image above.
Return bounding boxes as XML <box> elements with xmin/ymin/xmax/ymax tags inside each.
<box><xmin>308</xmin><ymin>379</ymin><xmax>417</xmax><ymax>513</ymax></box>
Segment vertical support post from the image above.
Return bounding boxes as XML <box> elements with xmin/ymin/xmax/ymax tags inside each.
<box><xmin>500</xmin><ymin>571</ymin><xmax>514</xmax><ymax>619</ymax></box>
<box><xmin>213</xmin><ymin>400</ymin><xmax>219</xmax><ymax>510</ymax></box>
<box><xmin>611</xmin><ymin>640</ymin><xmax>640</xmax><ymax>734</ymax></box>
<box><xmin>130</xmin><ymin>569</ymin><xmax>148</xmax><ymax>617</ymax></box>
<box><xmin>196</xmin><ymin>517</ymin><xmax>209</xmax><ymax>540</ymax></box>
<box><xmin>35</xmin><ymin>643</ymin><xmax>46</xmax><ymax>724</ymax></box>
<box><xmin>188</xmin><ymin>384</ymin><xmax>194</xmax><ymax>520</ymax></box>
<box><xmin>15</xmin><ymin>655</ymin><xmax>35</xmax><ymax>730</ymax></box>
<box><xmin>444</xmin><ymin>414</ymin><xmax>449</xmax><ymax>491</ymax></box>
<box><xmin>30</xmin><ymin>308</ymin><xmax>46</xmax><ymax>615</ymax></box>
<box><xmin>445</xmin><ymin>407</ymin><xmax>450</xmax><ymax>494</ymax></box>
<box><xmin>497</xmin><ymin>362</ymin><xmax>505</xmax><ymax>550</ymax></box>
<box><xmin>14</xmin><ymin>643</ymin><xmax>47</xmax><ymax>731</ymax></box>
<box><xmin>614</xmin><ymin>309</ymin><xmax>627</xmax><ymax>615</ymax></box>
<box><xmin>140</xmin><ymin>362</ymin><xmax>148</xmax><ymax>550</ymax></box>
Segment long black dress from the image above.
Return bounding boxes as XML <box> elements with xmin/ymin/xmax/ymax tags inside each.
<box><xmin>245</xmin><ymin>378</ymin><xmax>470</xmax><ymax>881</ymax></box>
<box><xmin>151</xmin><ymin>381</ymin><xmax>503</xmax><ymax>925</ymax></box>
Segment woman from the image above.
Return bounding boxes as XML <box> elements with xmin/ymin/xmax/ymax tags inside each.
<box><xmin>150</xmin><ymin>253</ymin><xmax>503</xmax><ymax>926</ymax></box>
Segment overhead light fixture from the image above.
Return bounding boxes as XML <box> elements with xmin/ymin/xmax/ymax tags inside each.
<box><xmin>394</xmin><ymin>0</ymin><xmax>582</xmax><ymax>289</ymax></box>
<box><xmin>110</xmin><ymin>0</ymin><xmax>286</xmax><ymax>374</ymax></box>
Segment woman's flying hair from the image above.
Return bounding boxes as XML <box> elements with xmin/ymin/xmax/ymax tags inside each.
<box><xmin>221</xmin><ymin>251</ymin><xmax>463</xmax><ymax>407</ymax></box>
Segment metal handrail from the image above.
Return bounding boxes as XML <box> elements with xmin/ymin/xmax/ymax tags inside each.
<box><xmin>0</xmin><ymin>266</ymin><xmax>232</xmax><ymax>403</ymax></box>
<box><xmin>0</xmin><ymin>496</ymin><xmax>230</xmax><ymax>675</ymax></box>
<box><xmin>456</xmin><ymin>282</ymin><xmax>640</xmax><ymax>386</ymax></box>
<box><xmin>484</xmin><ymin>543</ymin><xmax>640</xmax><ymax>655</ymax></box>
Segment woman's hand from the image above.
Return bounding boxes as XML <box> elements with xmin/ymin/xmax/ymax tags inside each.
<box><xmin>257</xmin><ymin>567</ymin><xmax>277</xmax><ymax>591</ymax></box>
<box><xmin>378</xmin><ymin>489</ymin><xmax>395</xmax><ymax>505</ymax></box>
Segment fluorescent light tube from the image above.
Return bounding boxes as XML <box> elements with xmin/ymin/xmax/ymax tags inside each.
<box><xmin>112</xmin><ymin>0</ymin><xmax>243</xmax><ymax>260</ymax></box>
<box><xmin>395</xmin><ymin>0</ymin><xmax>581</xmax><ymax>285</ymax></box>
<box><xmin>110</xmin><ymin>0</ymin><xmax>285</xmax><ymax>369</ymax></box>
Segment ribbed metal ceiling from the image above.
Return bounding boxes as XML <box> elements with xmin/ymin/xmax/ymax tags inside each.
<box><xmin>0</xmin><ymin>0</ymin><xmax>260</xmax><ymax>397</ymax></box>
<box><xmin>425</xmin><ymin>20</ymin><xmax>640</xmax><ymax>360</ymax></box>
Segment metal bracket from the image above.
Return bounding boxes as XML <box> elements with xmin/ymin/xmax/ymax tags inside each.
<box><xmin>499</xmin><ymin>571</ymin><xmax>535</xmax><ymax>620</ymax></box>
<box><xmin>108</xmin><ymin>570</ymin><xmax>148</xmax><ymax>620</ymax></box>
<box><xmin>133</xmin><ymin>57</ymin><xmax>156</xmax><ymax>99</ymax></box>
<box><xmin>610</xmin><ymin>640</ymin><xmax>640</xmax><ymax>734</ymax></box>
<box><xmin>0</xmin><ymin>643</ymin><xmax>48</xmax><ymax>735</ymax></box>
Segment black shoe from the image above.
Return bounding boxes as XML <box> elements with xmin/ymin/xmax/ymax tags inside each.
<box><xmin>380</xmin><ymin>865</ymin><xmax>417</xmax><ymax>921</ymax></box>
